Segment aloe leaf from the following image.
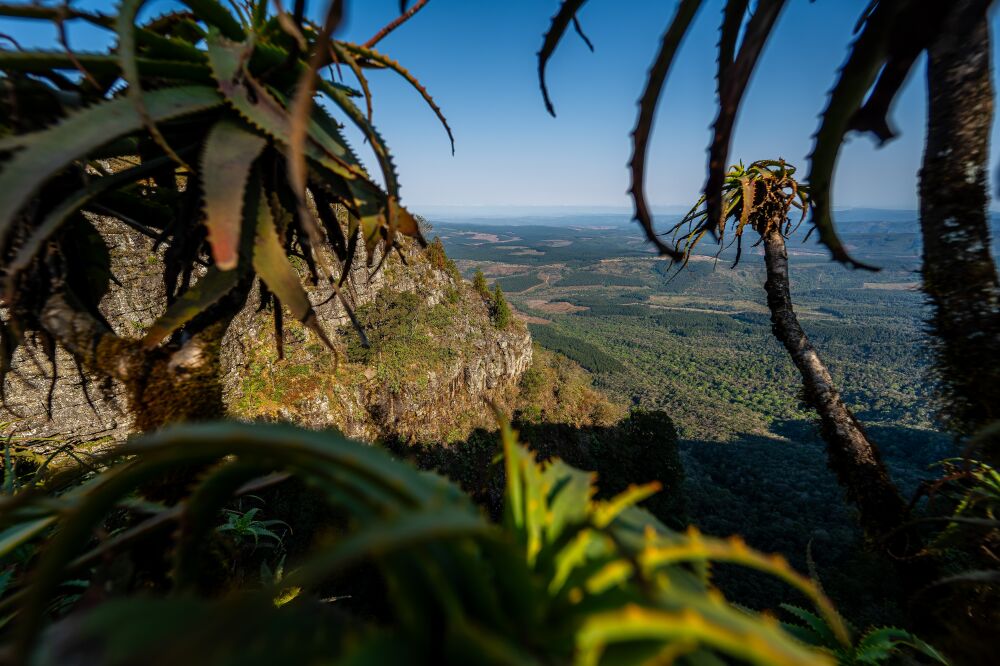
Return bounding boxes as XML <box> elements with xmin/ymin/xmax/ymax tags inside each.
<box><xmin>282</xmin><ymin>507</ymin><xmax>489</xmax><ymax>593</ymax></box>
<box><xmin>0</xmin><ymin>50</ymin><xmax>213</xmax><ymax>83</ymax></box>
<box><xmin>124</xmin><ymin>422</ymin><xmax>447</xmax><ymax>509</ymax></box>
<box><xmin>251</xmin><ymin>185</ymin><xmax>335</xmax><ymax>351</ymax></box>
<box><xmin>592</xmin><ymin>482</ymin><xmax>661</xmax><ymax>529</ymax></box>
<box><xmin>538</xmin><ymin>0</ymin><xmax>590</xmax><ymax>117</ymax></box>
<box><xmin>500</xmin><ymin>414</ymin><xmax>527</xmax><ymax>535</ymax></box>
<box><xmin>207</xmin><ymin>35</ymin><xmax>368</xmax><ymax>277</ymax></box>
<box><xmin>320</xmin><ymin>46</ymin><xmax>403</xmax><ymax>238</ymax></box>
<box><xmin>213</xmin><ymin>38</ymin><xmax>421</xmax><ymax>208</ymax></box>
<box><xmin>181</xmin><ymin>0</ymin><xmax>245</xmax><ymax>40</ymax></box>
<box><xmin>205</xmin><ymin>36</ymin><xmax>367</xmax><ymax>186</ymax></box>
<box><xmin>316</xmin><ymin>66</ymin><xmax>407</xmax><ymax>247</ymax></box>
<box><xmin>639</xmin><ymin>531</ymin><xmax>850</xmax><ymax>647</ymax></box>
<box><xmin>201</xmin><ymin>120</ymin><xmax>267</xmax><ymax>270</ymax></box>
<box><xmin>134</xmin><ymin>27</ymin><xmax>206</xmax><ymax>62</ymax></box>
<box><xmin>806</xmin><ymin>0</ymin><xmax>899</xmax><ymax>270</ymax></box>
<box><xmin>575</xmin><ymin>599</ymin><xmax>831</xmax><ymax>666</ymax></box>
<box><xmin>0</xmin><ymin>516</ymin><xmax>57</xmax><ymax>559</ymax></box>
<box><xmin>340</xmin><ymin>42</ymin><xmax>455</xmax><ymax>155</ymax></box>
<box><xmin>628</xmin><ymin>0</ymin><xmax>702</xmax><ymax>261</ymax></box>
<box><xmin>283</xmin><ymin>3</ymin><xmax>346</xmax><ymax>283</ymax></box>
<box><xmin>12</xmin><ymin>449</ymin><xmax>230</xmax><ymax>661</ymax></box>
<box><xmin>779</xmin><ymin>603</ymin><xmax>837</xmax><ymax>649</ymax></box>
<box><xmin>333</xmin><ymin>39</ymin><xmax>375</xmax><ymax>125</ymax></box>
<box><xmin>141</xmin><ymin>267</ymin><xmax>241</xmax><ymax>348</ymax></box>
<box><xmin>0</xmin><ymin>85</ymin><xmax>221</xmax><ymax>243</ymax></box>
<box><xmin>117</xmin><ymin>0</ymin><xmax>193</xmax><ymax>169</ymax></box>
<box><xmin>851</xmin><ymin>627</ymin><xmax>909</xmax><ymax>663</ymax></box>
<box><xmin>207</xmin><ymin>37</ymin><xmax>422</xmax><ymax>256</ymax></box>
<box><xmin>2</xmin><ymin>151</ymin><xmax>182</xmax><ymax>300</ymax></box>
<box><xmin>704</xmin><ymin>0</ymin><xmax>785</xmax><ymax>234</ymax></box>
<box><xmin>543</xmin><ymin>459</ymin><xmax>593</xmax><ymax>543</ymax></box>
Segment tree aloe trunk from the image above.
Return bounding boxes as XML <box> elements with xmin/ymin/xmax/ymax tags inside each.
<box><xmin>920</xmin><ymin>0</ymin><xmax>1000</xmax><ymax>449</ymax></box>
<box><xmin>40</xmin><ymin>280</ymin><xmax>251</xmax><ymax>432</ymax></box>
<box><xmin>761</xmin><ymin>228</ymin><xmax>907</xmax><ymax>540</ymax></box>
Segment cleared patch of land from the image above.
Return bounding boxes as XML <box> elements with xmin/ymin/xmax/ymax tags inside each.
<box><xmin>455</xmin><ymin>260</ymin><xmax>531</xmax><ymax>276</ymax></box>
<box><xmin>648</xmin><ymin>295</ymin><xmax>767</xmax><ymax>314</ymax></box>
<box><xmin>510</xmin><ymin>305</ymin><xmax>551</xmax><ymax>325</ymax></box>
<box><xmin>526</xmin><ymin>299</ymin><xmax>589</xmax><ymax>314</ymax></box>
<box><xmin>863</xmin><ymin>282</ymin><xmax>919</xmax><ymax>290</ymax></box>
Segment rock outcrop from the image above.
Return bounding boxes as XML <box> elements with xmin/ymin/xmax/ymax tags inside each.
<box><xmin>223</xmin><ymin>240</ymin><xmax>534</xmax><ymax>442</ymax></box>
<box><xmin>1</xmin><ymin>221</ymin><xmax>532</xmax><ymax>446</ymax></box>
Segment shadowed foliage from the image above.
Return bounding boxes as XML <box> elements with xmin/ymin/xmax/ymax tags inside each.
<box><xmin>0</xmin><ymin>419</ymin><xmax>858</xmax><ymax>665</ymax></box>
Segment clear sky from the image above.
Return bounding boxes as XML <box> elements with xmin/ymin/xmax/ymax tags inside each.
<box><xmin>4</xmin><ymin>1</ymin><xmax>999</xmax><ymax>212</ymax></box>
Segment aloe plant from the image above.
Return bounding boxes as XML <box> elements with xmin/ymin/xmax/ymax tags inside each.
<box><xmin>0</xmin><ymin>417</ymin><xmax>864</xmax><ymax>664</ymax></box>
<box><xmin>779</xmin><ymin>604</ymin><xmax>947</xmax><ymax>666</ymax></box>
<box><xmin>668</xmin><ymin>159</ymin><xmax>907</xmax><ymax>542</ymax></box>
<box><xmin>0</xmin><ymin>0</ymin><xmax>450</xmax><ymax>429</ymax></box>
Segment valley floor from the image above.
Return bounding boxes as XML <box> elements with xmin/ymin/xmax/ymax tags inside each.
<box><xmin>437</xmin><ymin>215</ymin><xmax>960</xmax><ymax>625</ymax></box>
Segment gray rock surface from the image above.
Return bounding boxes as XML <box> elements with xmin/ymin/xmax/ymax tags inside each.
<box><xmin>2</xmin><ymin>220</ymin><xmax>531</xmax><ymax>447</ymax></box>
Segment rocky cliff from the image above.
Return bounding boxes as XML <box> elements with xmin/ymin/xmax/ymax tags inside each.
<box><xmin>1</xmin><ymin>221</ymin><xmax>532</xmax><ymax>447</ymax></box>
<box><xmin>223</xmin><ymin>239</ymin><xmax>534</xmax><ymax>442</ymax></box>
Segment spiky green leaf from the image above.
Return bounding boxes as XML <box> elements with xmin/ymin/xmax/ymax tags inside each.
<box><xmin>251</xmin><ymin>186</ymin><xmax>335</xmax><ymax>350</ymax></box>
<box><xmin>141</xmin><ymin>268</ymin><xmax>241</xmax><ymax>348</ymax></box>
<box><xmin>200</xmin><ymin>120</ymin><xmax>267</xmax><ymax>270</ymax></box>
<box><xmin>0</xmin><ymin>86</ymin><xmax>222</xmax><ymax>242</ymax></box>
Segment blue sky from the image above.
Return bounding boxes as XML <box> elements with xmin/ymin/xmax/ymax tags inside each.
<box><xmin>3</xmin><ymin>1</ymin><xmax>999</xmax><ymax>212</ymax></box>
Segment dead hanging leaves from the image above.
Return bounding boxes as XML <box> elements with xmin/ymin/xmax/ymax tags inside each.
<box><xmin>666</xmin><ymin>159</ymin><xmax>809</xmax><ymax>271</ymax></box>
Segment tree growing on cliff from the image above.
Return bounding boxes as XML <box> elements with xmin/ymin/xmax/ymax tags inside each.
<box><xmin>0</xmin><ymin>0</ymin><xmax>451</xmax><ymax>430</ymax></box>
<box><xmin>669</xmin><ymin>159</ymin><xmax>906</xmax><ymax>541</ymax></box>
<box><xmin>491</xmin><ymin>284</ymin><xmax>512</xmax><ymax>329</ymax></box>
<box><xmin>472</xmin><ymin>268</ymin><xmax>491</xmax><ymax>301</ymax></box>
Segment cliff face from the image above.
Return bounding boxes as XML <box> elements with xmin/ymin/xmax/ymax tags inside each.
<box><xmin>1</xmin><ymin>221</ymin><xmax>532</xmax><ymax>446</ymax></box>
<box><xmin>223</xmin><ymin>241</ymin><xmax>534</xmax><ymax>442</ymax></box>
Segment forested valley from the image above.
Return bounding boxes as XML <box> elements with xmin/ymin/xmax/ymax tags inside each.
<box><xmin>0</xmin><ymin>1</ymin><xmax>997</xmax><ymax>665</ymax></box>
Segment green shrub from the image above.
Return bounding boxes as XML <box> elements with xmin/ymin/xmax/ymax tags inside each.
<box><xmin>0</xmin><ymin>420</ymin><xmax>848</xmax><ymax>665</ymax></box>
<box><xmin>492</xmin><ymin>284</ymin><xmax>512</xmax><ymax>329</ymax></box>
<box><xmin>345</xmin><ymin>290</ymin><xmax>455</xmax><ymax>392</ymax></box>
<box><xmin>473</xmin><ymin>269</ymin><xmax>491</xmax><ymax>300</ymax></box>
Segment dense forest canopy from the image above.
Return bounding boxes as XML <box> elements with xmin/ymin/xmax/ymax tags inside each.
<box><xmin>0</xmin><ymin>1</ymin><xmax>997</xmax><ymax>664</ymax></box>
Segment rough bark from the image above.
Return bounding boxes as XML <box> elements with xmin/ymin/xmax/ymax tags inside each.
<box><xmin>920</xmin><ymin>0</ymin><xmax>1000</xmax><ymax>448</ymax></box>
<box><xmin>761</xmin><ymin>228</ymin><xmax>907</xmax><ymax>540</ymax></box>
<box><xmin>40</xmin><ymin>291</ymin><xmax>234</xmax><ymax>432</ymax></box>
